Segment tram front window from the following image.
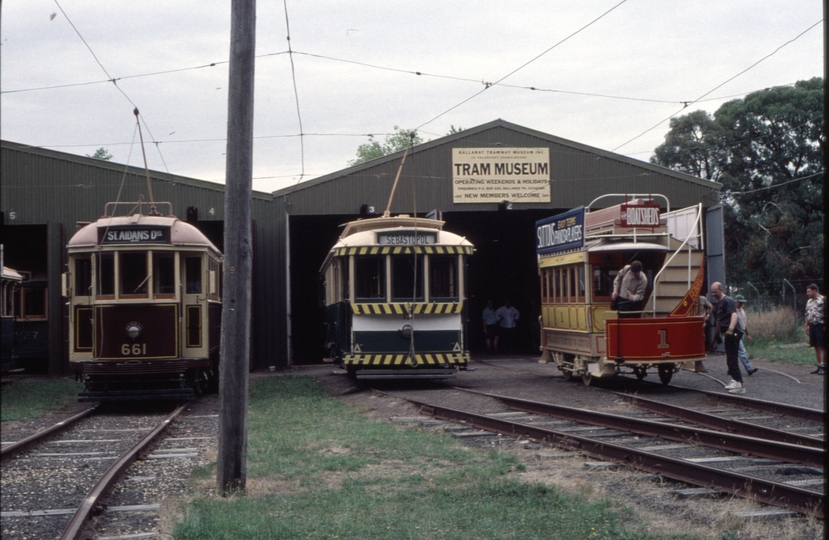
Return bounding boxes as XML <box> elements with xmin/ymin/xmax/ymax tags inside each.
<box><xmin>354</xmin><ymin>257</ymin><xmax>385</xmax><ymax>301</ymax></box>
<box><xmin>153</xmin><ymin>252</ymin><xmax>175</xmax><ymax>295</ymax></box>
<box><xmin>97</xmin><ymin>253</ymin><xmax>115</xmax><ymax>296</ymax></box>
<box><xmin>430</xmin><ymin>256</ymin><xmax>457</xmax><ymax>300</ymax></box>
<box><xmin>593</xmin><ymin>265</ymin><xmax>619</xmax><ymax>300</ymax></box>
<box><xmin>392</xmin><ymin>255</ymin><xmax>423</xmax><ymax>301</ymax></box>
<box><xmin>120</xmin><ymin>252</ymin><xmax>148</xmax><ymax>297</ymax></box>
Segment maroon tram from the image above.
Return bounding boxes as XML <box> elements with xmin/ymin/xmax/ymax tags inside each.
<box><xmin>537</xmin><ymin>195</ymin><xmax>708</xmax><ymax>385</ymax></box>
<box><xmin>65</xmin><ymin>201</ymin><xmax>222</xmax><ymax>401</ymax></box>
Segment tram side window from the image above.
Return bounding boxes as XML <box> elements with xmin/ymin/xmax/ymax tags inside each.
<box><xmin>429</xmin><ymin>256</ymin><xmax>457</xmax><ymax>300</ymax></box>
<box><xmin>185</xmin><ymin>257</ymin><xmax>202</xmax><ymax>294</ymax></box>
<box><xmin>16</xmin><ymin>287</ymin><xmax>47</xmax><ymax>319</ymax></box>
<box><xmin>153</xmin><ymin>252</ymin><xmax>176</xmax><ymax>295</ymax></box>
<box><xmin>97</xmin><ymin>253</ymin><xmax>115</xmax><ymax>296</ymax></box>
<box><xmin>592</xmin><ymin>265</ymin><xmax>618</xmax><ymax>300</ymax></box>
<box><xmin>120</xmin><ymin>252</ymin><xmax>148</xmax><ymax>297</ymax></box>
<box><xmin>75</xmin><ymin>257</ymin><xmax>92</xmax><ymax>296</ymax></box>
<box><xmin>392</xmin><ymin>255</ymin><xmax>423</xmax><ymax>301</ymax></box>
<box><xmin>354</xmin><ymin>256</ymin><xmax>385</xmax><ymax>301</ymax></box>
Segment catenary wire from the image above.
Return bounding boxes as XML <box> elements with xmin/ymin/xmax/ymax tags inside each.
<box><xmin>610</xmin><ymin>20</ymin><xmax>822</xmax><ymax>153</ymax></box>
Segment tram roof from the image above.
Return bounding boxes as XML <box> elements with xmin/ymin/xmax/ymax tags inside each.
<box><xmin>335</xmin><ymin>215</ymin><xmax>473</xmax><ymax>248</ymax></box>
<box><xmin>2</xmin><ymin>266</ymin><xmax>23</xmax><ymax>282</ymax></box>
<box><xmin>68</xmin><ymin>214</ymin><xmax>220</xmax><ymax>253</ymax></box>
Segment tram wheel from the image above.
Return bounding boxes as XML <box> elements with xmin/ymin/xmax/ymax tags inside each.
<box><xmin>634</xmin><ymin>367</ymin><xmax>647</xmax><ymax>380</ymax></box>
<box><xmin>658</xmin><ymin>364</ymin><xmax>674</xmax><ymax>385</ymax></box>
<box><xmin>582</xmin><ymin>371</ymin><xmax>593</xmax><ymax>386</ymax></box>
<box><xmin>561</xmin><ymin>369</ymin><xmax>572</xmax><ymax>382</ymax></box>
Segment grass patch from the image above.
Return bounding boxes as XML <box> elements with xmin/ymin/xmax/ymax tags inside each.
<box><xmin>0</xmin><ymin>378</ymin><xmax>83</xmax><ymax>422</ymax></box>
<box><xmin>174</xmin><ymin>376</ymin><xmax>699</xmax><ymax>540</ymax></box>
<box><xmin>748</xmin><ymin>338</ymin><xmax>815</xmax><ymax>365</ymax></box>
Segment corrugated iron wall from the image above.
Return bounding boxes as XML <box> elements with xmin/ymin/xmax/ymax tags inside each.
<box><xmin>1</xmin><ymin>141</ymin><xmax>286</xmax><ymax>371</ymax></box>
<box><xmin>276</xmin><ymin>120</ymin><xmax>720</xmax><ymax>216</ymax></box>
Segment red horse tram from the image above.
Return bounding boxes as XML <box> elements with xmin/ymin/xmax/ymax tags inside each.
<box><xmin>65</xmin><ymin>201</ymin><xmax>222</xmax><ymax>401</ymax></box>
<box><xmin>537</xmin><ymin>195</ymin><xmax>707</xmax><ymax>385</ymax></box>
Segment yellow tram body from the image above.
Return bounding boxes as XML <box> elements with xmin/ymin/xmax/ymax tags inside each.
<box><xmin>64</xmin><ymin>202</ymin><xmax>222</xmax><ymax>400</ymax></box>
<box><xmin>321</xmin><ymin>215</ymin><xmax>474</xmax><ymax>379</ymax></box>
<box><xmin>537</xmin><ymin>197</ymin><xmax>707</xmax><ymax>385</ymax></box>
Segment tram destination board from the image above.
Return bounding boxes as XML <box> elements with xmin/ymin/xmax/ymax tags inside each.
<box><xmin>377</xmin><ymin>231</ymin><xmax>437</xmax><ymax>246</ymax></box>
<box><xmin>536</xmin><ymin>207</ymin><xmax>584</xmax><ymax>255</ymax></box>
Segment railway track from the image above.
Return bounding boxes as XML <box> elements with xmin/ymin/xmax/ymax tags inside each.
<box><xmin>1</xmin><ymin>404</ymin><xmax>195</xmax><ymax>540</ymax></box>
<box><xmin>382</xmin><ymin>388</ymin><xmax>824</xmax><ymax>519</ymax></box>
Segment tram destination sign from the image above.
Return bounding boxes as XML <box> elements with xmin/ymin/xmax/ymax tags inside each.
<box><xmin>377</xmin><ymin>230</ymin><xmax>437</xmax><ymax>246</ymax></box>
<box><xmin>536</xmin><ymin>207</ymin><xmax>584</xmax><ymax>255</ymax></box>
<box><xmin>99</xmin><ymin>226</ymin><xmax>171</xmax><ymax>245</ymax></box>
<box><xmin>452</xmin><ymin>148</ymin><xmax>550</xmax><ymax>203</ymax></box>
<box><xmin>620</xmin><ymin>203</ymin><xmax>660</xmax><ymax>228</ymax></box>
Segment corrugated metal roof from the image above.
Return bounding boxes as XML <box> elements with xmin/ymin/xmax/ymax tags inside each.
<box><xmin>273</xmin><ymin>119</ymin><xmax>721</xmax><ymax>216</ymax></box>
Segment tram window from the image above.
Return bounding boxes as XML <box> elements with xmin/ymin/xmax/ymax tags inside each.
<box><xmin>2</xmin><ymin>283</ymin><xmax>13</xmax><ymax>317</ymax></box>
<box><xmin>430</xmin><ymin>256</ymin><xmax>457</xmax><ymax>300</ymax></box>
<box><xmin>153</xmin><ymin>252</ymin><xmax>176</xmax><ymax>295</ymax></box>
<box><xmin>354</xmin><ymin>256</ymin><xmax>385</xmax><ymax>301</ymax></box>
<box><xmin>120</xmin><ymin>252</ymin><xmax>148</xmax><ymax>297</ymax></box>
<box><xmin>341</xmin><ymin>259</ymin><xmax>349</xmax><ymax>301</ymax></box>
<box><xmin>540</xmin><ymin>269</ymin><xmax>550</xmax><ymax>303</ymax></box>
<box><xmin>578</xmin><ymin>266</ymin><xmax>586</xmax><ymax>301</ymax></box>
<box><xmin>20</xmin><ymin>287</ymin><xmax>47</xmax><ymax>319</ymax></box>
<box><xmin>392</xmin><ymin>255</ymin><xmax>423</xmax><ymax>301</ymax></box>
<box><xmin>75</xmin><ymin>258</ymin><xmax>92</xmax><ymax>296</ymax></box>
<box><xmin>97</xmin><ymin>253</ymin><xmax>115</xmax><ymax>296</ymax></box>
<box><xmin>185</xmin><ymin>257</ymin><xmax>202</xmax><ymax>294</ymax></box>
<box><xmin>593</xmin><ymin>265</ymin><xmax>618</xmax><ymax>299</ymax></box>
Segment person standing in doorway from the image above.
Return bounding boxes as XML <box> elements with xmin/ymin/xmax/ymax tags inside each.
<box><xmin>804</xmin><ymin>284</ymin><xmax>825</xmax><ymax>375</ymax></box>
<box><xmin>612</xmin><ymin>260</ymin><xmax>647</xmax><ymax>318</ymax></box>
<box><xmin>734</xmin><ymin>295</ymin><xmax>758</xmax><ymax>375</ymax></box>
<box><xmin>711</xmin><ymin>282</ymin><xmax>745</xmax><ymax>394</ymax></box>
<box><xmin>482</xmin><ymin>299</ymin><xmax>498</xmax><ymax>354</ymax></box>
<box><xmin>495</xmin><ymin>299</ymin><xmax>520</xmax><ymax>354</ymax></box>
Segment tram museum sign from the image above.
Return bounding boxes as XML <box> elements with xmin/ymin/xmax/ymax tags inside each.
<box><xmin>452</xmin><ymin>148</ymin><xmax>550</xmax><ymax>203</ymax></box>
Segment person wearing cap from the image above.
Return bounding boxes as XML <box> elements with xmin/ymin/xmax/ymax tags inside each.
<box><xmin>612</xmin><ymin>260</ymin><xmax>647</xmax><ymax>318</ymax></box>
<box><xmin>734</xmin><ymin>295</ymin><xmax>758</xmax><ymax>375</ymax></box>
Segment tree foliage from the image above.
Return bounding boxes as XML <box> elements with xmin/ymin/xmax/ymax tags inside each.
<box><xmin>87</xmin><ymin>147</ymin><xmax>113</xmax><ymax>160</ymax></box>
<box><xmin>348</xmin><ymin>126</ymin><xmax>423</xmax><ymax>166</ymax></box>
<box><xmin>651</xmin><ymin>78</ymin><xmax>824</xmax><ymax>292</ymax></box>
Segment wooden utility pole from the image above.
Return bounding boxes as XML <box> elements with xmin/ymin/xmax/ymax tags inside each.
<box><xmin>217</xmin><ymin>0</ymin><xmax>256</xmax><ymax>496</ymax></box>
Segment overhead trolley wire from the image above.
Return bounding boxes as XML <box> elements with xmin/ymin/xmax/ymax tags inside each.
<box><xmin>415</xmin><ymin>0</ymin><xmax>630</xmax><ymax>130</ymax></box>
<box><xmin>51</xmin><ymin>0</ymin><xmax>170</xmax><ymax>173</ymax></box>
<box><xmin>610</xmin><ymin>19</ymin><xmax>823</xmax><ymax>153</ymax></box>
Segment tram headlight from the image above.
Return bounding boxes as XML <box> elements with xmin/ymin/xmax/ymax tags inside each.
<box><xmin>399</xmin><ymin>324</ymin><xmax>413</xmax><ymax>340</ymax></box>
<box><xmin>126</xmin><ymin>322</ymin><xmax>143</xmax><ymax>339</ymax></box>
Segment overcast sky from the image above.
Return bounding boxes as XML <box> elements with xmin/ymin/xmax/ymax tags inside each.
<box><xmin>1</xmin><ymin>1</ymin><xmax>823</xmax><ymax>193</ymax></box>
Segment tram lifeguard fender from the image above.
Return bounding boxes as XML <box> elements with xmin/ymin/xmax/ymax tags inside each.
<box><xmin>605</xmin><ymin>317</ymin><xmax>705</xmax><ymax>361</ymax></box>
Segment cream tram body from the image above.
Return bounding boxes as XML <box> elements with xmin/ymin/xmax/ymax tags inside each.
<box><xmin>321</xmin><ymin>215</ymin><xmax>474</xmax><ymax>379</ymax></box>
<box><xmin>65</xmin><ymin>202</ymin><xmax>222</xmax><ymax>400</ymax></box>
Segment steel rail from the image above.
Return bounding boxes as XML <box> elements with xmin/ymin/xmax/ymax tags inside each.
<box><xmin>614</xmin><ymin>392</ymin><xmax>824</xmax><ymax>449</ymax></box>
<box><xmin>59</xmin><ymin>404</ymin><xmax>186</xmax><ymax>540</ymax></box>
<box><xmin>463</xmin><ymin>390</ymin><xmax>824</xmax><ymax>467</ymax></box>
<box><xmin>669</xmin><ymin>384</ymin><xmax>825</xmax><ymax>423</ymax></box>
<box><xmin>1</xmin><ymin>406</ymin><xmax>98</xmax><ymax>462</ymax></box>
<box><xmin>400</xmin><ymin>396</ymin><xmax>823</xmax><ymax>518</ymax></box>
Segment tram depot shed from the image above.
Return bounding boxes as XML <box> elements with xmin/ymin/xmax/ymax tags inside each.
<box><xmin>1</xmin><ymin>119</ymin><xmax>722</xmax><ymax>375</ymax></box>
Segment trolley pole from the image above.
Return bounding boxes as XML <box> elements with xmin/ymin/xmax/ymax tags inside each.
<box><xmin>217</xmin><ymin>0</ymin><xmax>256</xmax><ymax>497</ymax></box>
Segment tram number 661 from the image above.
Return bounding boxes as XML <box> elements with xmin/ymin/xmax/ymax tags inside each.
<box><xmin>121</xmin><ymin>343</ymin><xmax>147</xmax><ymax>356</ymax></box>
